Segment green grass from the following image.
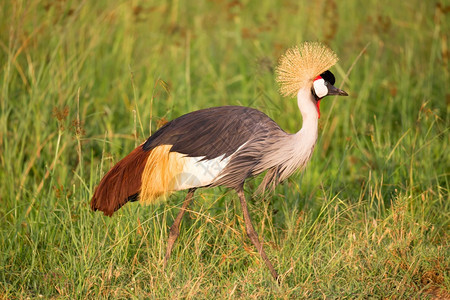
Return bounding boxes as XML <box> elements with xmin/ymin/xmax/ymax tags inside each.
<box><xmin>1</xmin><ymin>0</ymin><xmax>449</xmax><ymax>298</ymax></box>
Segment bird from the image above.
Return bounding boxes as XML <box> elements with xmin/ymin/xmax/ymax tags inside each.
<box><xmin>90</xmin><ymin>42</ymin><xmax>348</xmax><ymax>281</ymax></box>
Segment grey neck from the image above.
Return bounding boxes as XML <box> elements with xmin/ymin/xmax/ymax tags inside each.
<box><xmin>295</xmin><ymin>87</ymin><xmax>319</xmax><ymax>145</ymax></box>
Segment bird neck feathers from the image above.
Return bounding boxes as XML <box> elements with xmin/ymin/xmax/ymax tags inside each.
<box><xmin>296</xmin><ymin>87</ymin><xmax>319</xmax><ymax>151</ymax></box>
<box><xmin>297</xmin><ymin>88</ymin><xmax>319</xmax><ymax>125</ymax></box>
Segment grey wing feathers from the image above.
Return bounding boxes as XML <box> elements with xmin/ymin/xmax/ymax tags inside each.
<box><xmin>142</xmin><ymin>106</ymin><xmax>283</xmax><ymax>159</ymax></box>
<box><xmin>212</xmin><ymin>128</ymin><xmax>288</xmax><ymax>189</ymax></box>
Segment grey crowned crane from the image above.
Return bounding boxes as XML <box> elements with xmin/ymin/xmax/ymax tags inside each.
<box><xmin>91</xmin><ymin>42</ymin><xmax>348</xmax><ymax>281</ymax></box>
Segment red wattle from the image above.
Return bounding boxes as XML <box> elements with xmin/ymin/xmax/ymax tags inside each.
<box><xmin>316</xmin><ymin>100</ymin><xmax>321</xmax><ymax>119</ymax></box>
<box><xmin>314</xmin><ymin>75</ymin><xmax>322</xmax><ymax>118</ymax></box>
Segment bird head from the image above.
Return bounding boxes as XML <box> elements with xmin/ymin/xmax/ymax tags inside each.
<box><xmin>276</xmin><ymin>42</ymin><xmax>348</xmax><ymax>118</ymax></box>
<box><xmin>311</xmin><ymin>70</ymin><xmax>348</xmax><ymax>118</ymax></box>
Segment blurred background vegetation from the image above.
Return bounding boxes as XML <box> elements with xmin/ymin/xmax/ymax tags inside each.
<box><xmin>0</xmin><ymin>0</ymin><xmax>448</xmax><ymax>298</ymax></box>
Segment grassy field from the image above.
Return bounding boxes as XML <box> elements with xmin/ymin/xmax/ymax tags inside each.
<box><xmin>1</xmin><ymin>0</ymin><xmax>449</xmax><ymax>298</ymax></box>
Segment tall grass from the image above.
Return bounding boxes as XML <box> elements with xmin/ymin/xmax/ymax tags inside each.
<box><xmin>0</xmin><ymin>0</ymin><xmax>448</xmax><ymax>298</ymax></box>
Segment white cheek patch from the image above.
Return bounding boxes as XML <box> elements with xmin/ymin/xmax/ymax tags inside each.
<box><xmin>313</xmin><ymin>78</ymin><xmax>328</xmax><ymax>98</ymax></box>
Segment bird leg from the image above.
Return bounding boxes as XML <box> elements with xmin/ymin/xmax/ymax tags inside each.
<box><xmin>163</xmin><ymin>188</ymin><xmax>196</xmax><ymax>267</ymax></box>
<box><xmin>237</xmin><ymin>189</ymin><xmax>279</xmax><ymax>281</ymax></box>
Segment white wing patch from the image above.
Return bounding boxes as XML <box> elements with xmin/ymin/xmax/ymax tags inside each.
<box><xmin>173</xmin><ymin>154</ymin><xmax>230</xmax><ymax>190</ymax></box>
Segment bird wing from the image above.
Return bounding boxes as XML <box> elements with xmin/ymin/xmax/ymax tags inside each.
<box><xmin>142</xmin><ymin>106</ymin><xmax>281</xmax><ymax>160</ymax></box>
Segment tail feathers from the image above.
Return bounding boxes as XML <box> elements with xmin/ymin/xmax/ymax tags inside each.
<box><xmin>91</xmin><ymin>146</ymin><xmax>150</xmax><ymax>216</ymax></box>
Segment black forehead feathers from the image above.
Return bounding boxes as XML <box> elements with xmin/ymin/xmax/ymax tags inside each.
<box><xmin>320</xmin><ymin>70</ymin><xmax>335</xmax><ymax>85</ymax></box>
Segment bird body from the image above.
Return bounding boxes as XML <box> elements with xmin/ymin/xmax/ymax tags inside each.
<box><xmin>91</xmin><ymin>103</ymin><xmax>318</xmax><ymax>216</ymax></box>
<box><xmin>90</xmin><ymin>42</ymin><xmax>348</xmax><ymax>281</ymax></box>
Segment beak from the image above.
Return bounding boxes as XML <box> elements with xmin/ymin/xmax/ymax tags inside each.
<box><xmin>327</xmin><ymin>84</ymin><xmax>348</xmax><ymax>96</ymax></box>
